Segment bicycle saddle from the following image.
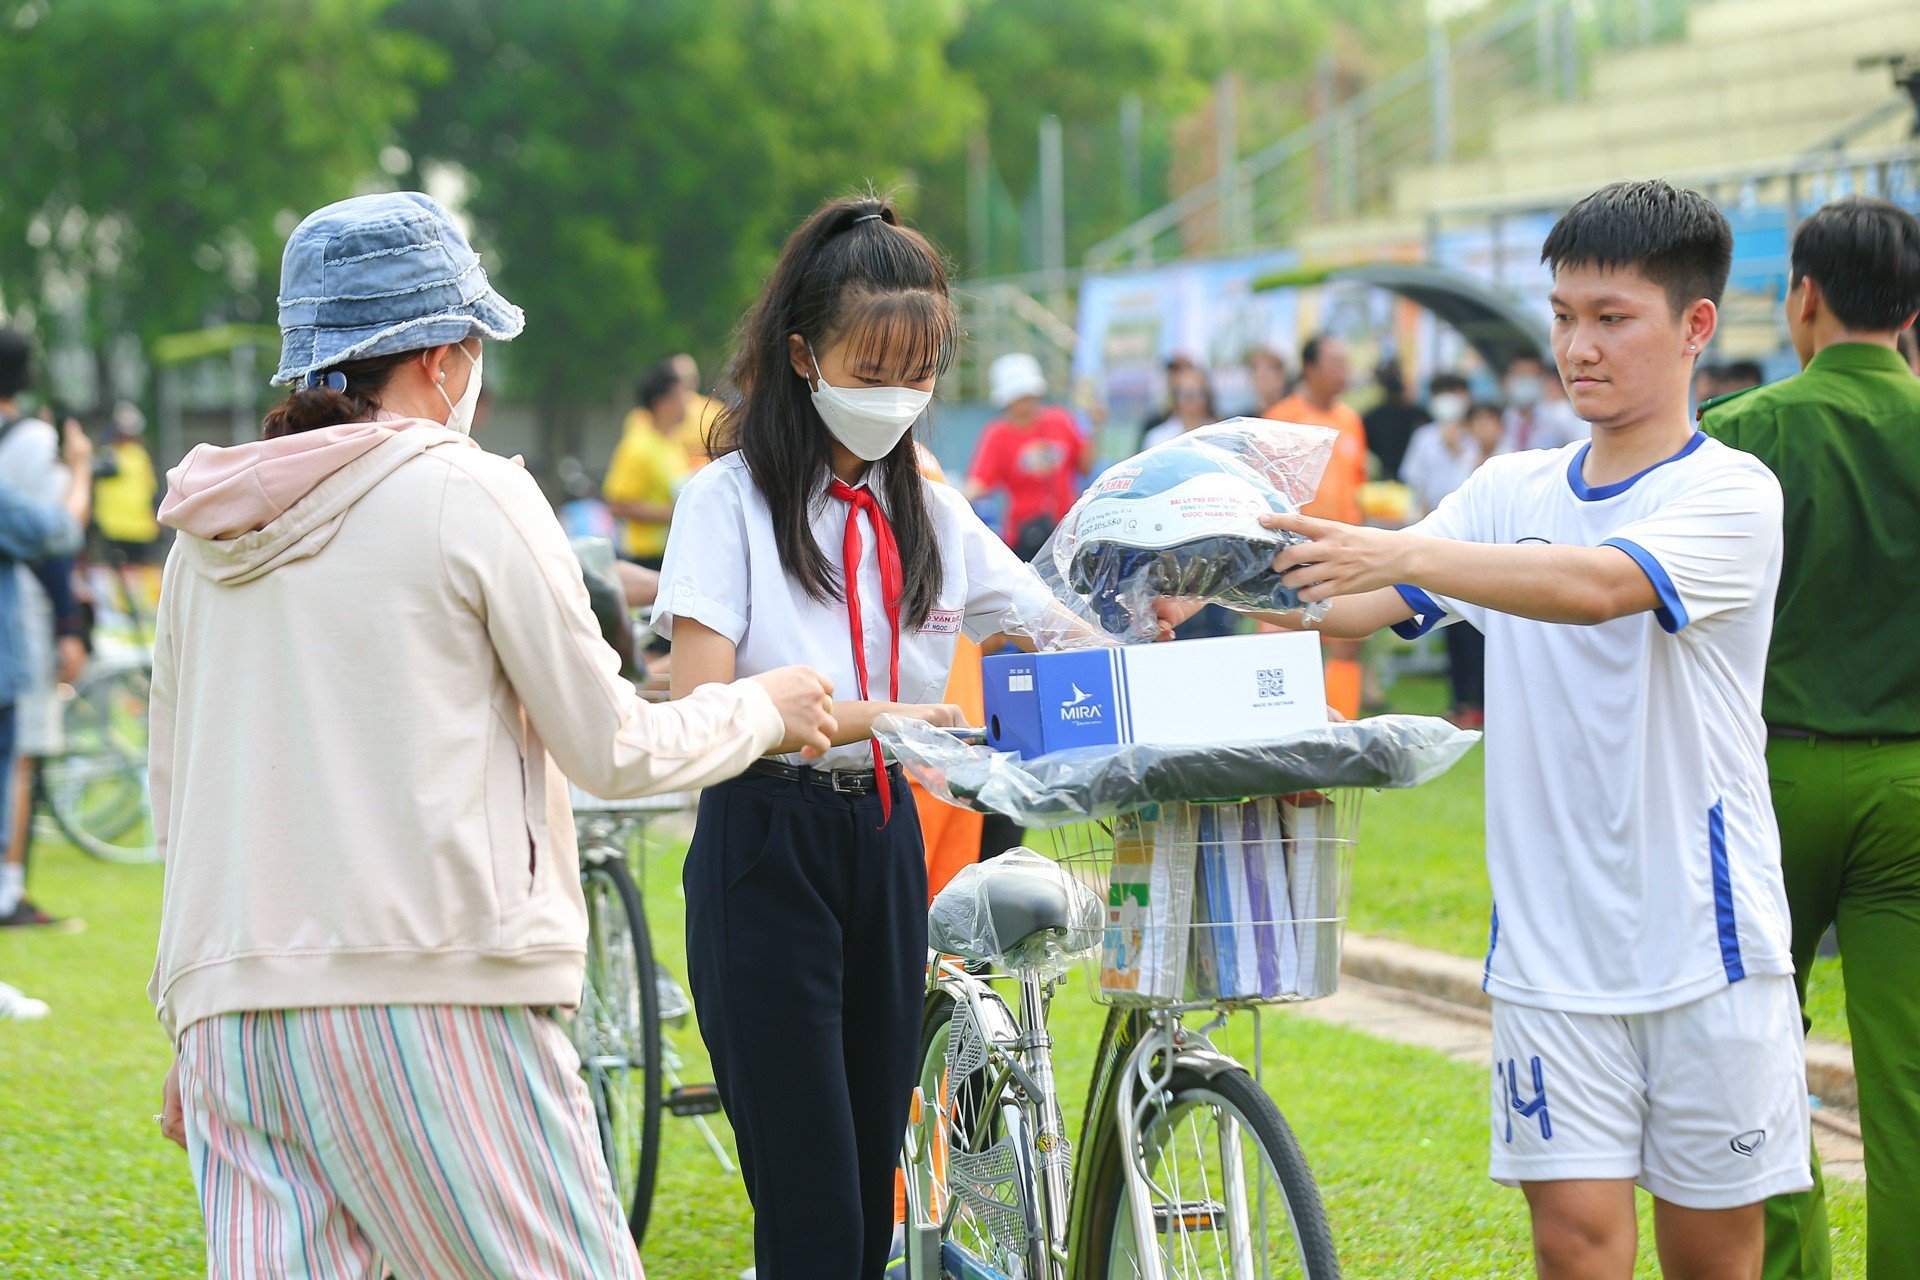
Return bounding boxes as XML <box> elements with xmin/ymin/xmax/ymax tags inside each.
<box><xmin>928</xmin><ymin>849</ymin><xmax>1103</xmax><ymax>976</ymax></box>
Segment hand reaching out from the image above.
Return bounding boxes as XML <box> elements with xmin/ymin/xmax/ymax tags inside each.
<box><xmin>751</xmin><ymin>666</ymin><xmax>837</xmax><ymax>758</ymax></box>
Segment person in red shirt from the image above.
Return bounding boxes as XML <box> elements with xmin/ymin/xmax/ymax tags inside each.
<box><xmin>964</xmin><ymin>352</ymin><xmax>1087</xmax><ymax>558</ymax></box>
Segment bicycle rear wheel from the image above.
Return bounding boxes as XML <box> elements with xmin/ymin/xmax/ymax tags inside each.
<box><xmin>575</xmin><ymin>854</ymin><xmax>663</xmax><ymax>1248</ymax></box>
<box><xmin>1075</xmin><ymin>1062</ymin><xmax>1338</xmax><ymax>1280</ymax></box>
<box><xmin>41</xmin><ymin>663</ymin><xmax>155</xmax><ymax>863</ymax></box>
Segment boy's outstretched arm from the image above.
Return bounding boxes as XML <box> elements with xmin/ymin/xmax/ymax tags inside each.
<box><xmin>1152</xmin><ymin>578</ymin><xmax>1415</xmax><ymax>641</ymax></box>
<box><xmin>1262</xmin><ymin>512</ymin><xmax>1659</xmax><ymax>626</ymax></box>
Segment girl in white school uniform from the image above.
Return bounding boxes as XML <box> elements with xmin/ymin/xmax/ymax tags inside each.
<box><xmin>653</xmin><ymin>195</ymin><xmax>1056</xmax><ymax>1280</ymax></box>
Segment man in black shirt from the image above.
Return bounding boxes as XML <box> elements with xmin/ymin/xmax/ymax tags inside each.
<box><xmin>1360</xmin><ymin>358</ymin><xmax>1425</xmax><ymax>480</ymax></box>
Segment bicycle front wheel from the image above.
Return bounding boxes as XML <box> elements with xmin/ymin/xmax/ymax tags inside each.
<box><xmin>574</xmin><ymin>854</ymin><xmax>663</xmax><ymax>1248</ymax></box>
<box><xmin>1078</xmin><ymin>1063</ymin><xmax>1338</xmax><ymax>1280</ymax></box>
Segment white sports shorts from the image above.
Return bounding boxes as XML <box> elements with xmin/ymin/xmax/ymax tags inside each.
<box><xmin>1489</xmin><ymin>974</ymin><xmax>1813</xmax><ymax>1209</ymax></box>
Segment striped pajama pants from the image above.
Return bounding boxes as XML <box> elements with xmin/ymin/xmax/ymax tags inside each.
<box><xmin>175</xmin><ymin>1005</ymin><xmax>644</xmax><ymax>1280</ymax></box>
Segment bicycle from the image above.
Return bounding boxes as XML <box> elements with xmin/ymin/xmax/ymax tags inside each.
<box><xmin>571</xmin><ymin>786</ymin><xmax>734</xmax><ymax>1251</ymax></box>
<box><xmin>37</xmin><ymin>649</ymin><xmax>156</xmax><ymax>863</ymax></box>
<box><xmin>900</xmin><ymin>794</ymin><xmax>1359</xmax><ymax>1280</ymax></box>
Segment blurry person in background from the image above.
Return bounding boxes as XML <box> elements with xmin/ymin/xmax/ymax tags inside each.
<box><xmin>1717</xmin><ymin>359</ymin><xmax>1764</xmax><ymax>396</ymax></box>
<box><xmin>1693</xmin><ymin>362</ymin><xmax>1727</xmax><ymax>405</ymax></box>
<box><xmin>93</xmin><ymin>400</ymin><xmax>163</xmax><ymax>567</ymax></box>
<box><xmin>1362</xmin><ymin>357</ymin><xmax>1426</xmax><ymax>481</ymax></box>
<box><xmin>1239</xmin><ymin>345</ymin><xmax>1291</xmax><ymax>418</ymax></box>
<box><xmin>1137</xmin><ymin>353</ymin><xmax>1197</xmax><ymax>448</ymax></box>
<box><xmin>1142</xmin><ymin>361</ymin><xmax>1216</xmax><ymax>449</ymax></box>
<box><xmin>964</xmin><ymin>352</ymin><xmax>1087</xmax><ymax>560</ymax></box>
<box><xmin>1399</xmin><ymin>399</ymin><xmax>1506</xmax><ymax>729</ymax></box>
<box><xmin>0</xmin><ymin>331</ymin><xmax>89</xmax><ymax>932</ymax></box>
<box><xmin>1266</xmin><ymin>333</ymin><xmax>1368</xmax><ymax>718</ymax></box>
<box><xmin>604</xmin><ymin>358</ymin><xmax>692</xmax><ymax>569</ymax></box>
<box><xmin>1500</xmin><ymin>351</ymin><xmax>1584</xmax><ymax>452</ymax></box>
<box><xmin>670</xmin><ymin>351</ymin><xmax>724</xmax><ymax>470</ymax></box>
<box><xmin>555</xmin><ymin>456</ymin><xmax>617</xmax><ymax>541</ymax></box>
<box><xmin>1424</xmin><ymin>371</ymin><xmax>1472</xmax><ymax>442</ymax></box>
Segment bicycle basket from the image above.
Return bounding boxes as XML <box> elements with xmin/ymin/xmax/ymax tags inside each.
<box><xmin>1047</xmin><ymin>791</ymin><xmax>1361</xmax><ymax>1008</ymax></box>
<box><xmin>927</xmin><ymin>847</ymin><xmax>1104</xmax><ymax>982</ymax></box>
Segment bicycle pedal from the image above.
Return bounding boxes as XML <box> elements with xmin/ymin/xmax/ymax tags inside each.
<box><xmin>1153</xmin><ymin>1200</ymin><xmax>1227</xmax><ymax>1234</ymax></box>
<box><xmin>666</xmin><ymin>1083</ymin><xmax>725</xmax><ymax>1116</ymax></box>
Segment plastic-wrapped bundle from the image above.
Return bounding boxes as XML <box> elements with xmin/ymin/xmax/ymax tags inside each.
<box><xmin>1010</xmin><ymin>417</ymin><xmax>1339</xmax><ymax>648</ymax></box>
<box><xmin>877</xmin><ymin>713</ymin><xmax>1481</xmax><ymax>828</ymax></box>
<box><xmin>927</xmin><ymin>848</ymin><xmax>1105</xmax><ymax>981</ymax></box>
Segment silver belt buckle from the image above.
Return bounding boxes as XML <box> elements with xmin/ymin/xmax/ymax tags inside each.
<box><xmin>829</xmin><ymin>770</ymin><xmax>868</xmax><ymax>795</ymax></box>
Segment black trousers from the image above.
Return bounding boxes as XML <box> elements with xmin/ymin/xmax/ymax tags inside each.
<box><xmin>1443</xmin><ymin>619</ymin><xmax>1485</xmax><ymax>711</ymax></box>
<box><xmin>684</xmin><ymin>768</ymin><xmax>928</xmax><ymax>1280</ymax></box>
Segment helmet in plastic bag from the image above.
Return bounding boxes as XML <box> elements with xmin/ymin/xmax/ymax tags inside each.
<box><xmin>1065</xmin><ymin>444</ymin><xmax>1310</xmax><ymax>633</ymax></box>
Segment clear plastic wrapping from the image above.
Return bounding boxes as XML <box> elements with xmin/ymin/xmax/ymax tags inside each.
<box><xmin>878</xmin><ymin>713</ymin><xmax>1479</xmax><ymax>828</ymax></box>
<box><xmin>1003</xmin><ymin>417</ymin><xmax>1340</xmax><ymax>648</ymax></box>
<box><xmin>926</xmin><ymin>846</ymin><xmax>1105</xmax><ymax>981</ymax></box>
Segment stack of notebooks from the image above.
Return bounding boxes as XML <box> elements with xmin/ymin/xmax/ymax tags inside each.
<box><xmin>1099</xmin><ymin>795</ymin><xmax>1342</xmax><ymax>1003</ymax></box>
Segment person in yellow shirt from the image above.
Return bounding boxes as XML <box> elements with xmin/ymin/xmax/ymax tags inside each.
<box><xmin>93</xmin><ymin>401</ymin><xmax>162</xmax><ymax>560</ymax></box>
<box><xmin>603</xmin><ymin>361</ymin><xmax>691</xmax><ymax>567</ymax></box>
<box><xmin>1266</xmin><ymin>334</ymin><xmax>1368</xmax><ymax>718</ymax></box>
<box><xmin>668</xmin><ymin>352</ymin><xmax>724</xmax><ymax>470</ymax></box>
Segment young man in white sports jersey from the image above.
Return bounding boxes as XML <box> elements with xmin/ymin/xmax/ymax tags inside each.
<box><xmin>1164</xmin><ymin>180</ymin><xmax>1808</xmax><ymax>1279</ymax></box>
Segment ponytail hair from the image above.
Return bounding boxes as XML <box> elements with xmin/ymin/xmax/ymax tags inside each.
<box><xmin>261</xmin><ymin>349</ymin><xmax>417</xmax><ymax>438</ymax></box>
<box><xmin>718</xmin><ymin>193</ymin><xmax>959</xmax><ymax>630</ymax></box>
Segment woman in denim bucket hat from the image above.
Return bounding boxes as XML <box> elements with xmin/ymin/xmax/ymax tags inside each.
<box><xmin>145</xmin><ymin>192</ymin><xmax>836</xmax><ymax>1278</ymax></box>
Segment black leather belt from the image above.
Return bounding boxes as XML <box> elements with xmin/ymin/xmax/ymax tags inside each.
<box><xmin>746</xmin><ymin>758</ymin><xmax>903</xmax><ymax>796</ymax></box>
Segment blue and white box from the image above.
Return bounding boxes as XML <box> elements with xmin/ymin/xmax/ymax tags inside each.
<box><xmin>982</xmin><ymin>631</ymin><xmax>1326</xmax><ymax>759</ymax></box>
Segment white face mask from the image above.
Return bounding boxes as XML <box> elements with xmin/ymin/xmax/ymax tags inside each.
<box><xmin>808</xmin><ymin>347</ymin><xmax>931</xmax><ymax>462</ymax></box>
<box><xmin>1430</xmin><ymin>392</ymin><xmax>1469</xmax><ymax>425</ymax></box>
<box><xmin>1505</xmin><ymin>374</ymin><xmax>1542</xmax><ymax>408</ymax></box>
<box><xmin>437</xmin><ymin>343</ymin><xmax>483</xmax><ymax>436</ymax></box>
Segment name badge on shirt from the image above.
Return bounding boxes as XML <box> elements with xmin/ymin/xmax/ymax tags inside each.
<box><xmin>924</xmin><ymin>607</ymin><xmax>964</xmax><ymax>635</ymax></box>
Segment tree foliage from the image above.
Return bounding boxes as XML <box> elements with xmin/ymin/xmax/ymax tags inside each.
<box><xmin>0</xmin><ymin>0</ymin><xmax>1421</xmax><ymax>425</ymax></box>
<box><xmin>0</xmin><ymin>0</ymin><xmax>437</xmax><ymax>369</ymax></box>
<box><xmin>387</xmin><ymin>0</ymin><xmax>978</xmax><ymax>428</ymax></box>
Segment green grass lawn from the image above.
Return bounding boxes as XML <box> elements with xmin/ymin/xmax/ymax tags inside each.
<box><xmin>0</xmin><ymin>827</ymin><xmax>1867</xmax><ymax>1277</ymax></box>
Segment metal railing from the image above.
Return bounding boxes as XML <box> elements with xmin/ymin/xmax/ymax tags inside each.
<box><xmin>1083</xmin><ymin>0</ymin><xmax>1696</xmax><ymax>272</ymax></box>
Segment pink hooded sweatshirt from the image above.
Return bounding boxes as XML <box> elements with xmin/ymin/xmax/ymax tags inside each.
<box><xmin>148</xmin><ymin>421</ymin><xmax>782</xmax><ymax>1040</ymax></box>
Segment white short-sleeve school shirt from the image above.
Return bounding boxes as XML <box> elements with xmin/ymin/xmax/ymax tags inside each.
<box><xmin>652</xmin><ymin>452</ymin><xmax>1055</xmax><ymax>771</ymax></box>
<box><xmin>1392</xmin><ymin>432</ymin><xmax>1793</xmax><ymax>1014</ymax></box>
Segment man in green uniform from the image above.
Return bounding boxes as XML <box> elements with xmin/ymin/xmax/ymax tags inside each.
<box><xmin>1701</xmin><ymin>195</ymin><xmax>1920</xmax><ymax>1280</ymax></box>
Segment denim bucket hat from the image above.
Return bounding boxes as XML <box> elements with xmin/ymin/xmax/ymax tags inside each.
<box><xmin>272</xmin><ymin>191</ymin><xmax>524</xmax><ymax>386</ymax></box>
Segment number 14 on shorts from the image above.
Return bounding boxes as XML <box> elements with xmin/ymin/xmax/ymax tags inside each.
<box><xmin>1501</xmin><ymin>1055</ymin><xmax>1552</xmax><ymax>1143</ymax></box>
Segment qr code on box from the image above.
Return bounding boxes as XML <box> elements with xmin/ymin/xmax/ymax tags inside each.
<box><xmin>1255</xmin><ymin>668</ymin><xmax>1286</xmax><ymax>698</ymax></box>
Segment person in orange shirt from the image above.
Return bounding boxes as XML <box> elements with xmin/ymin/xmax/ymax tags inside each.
<box><xmin>1266</xmin><ymin>334</ymin><xmax>1368</xmax><ymax>717</ymax></box>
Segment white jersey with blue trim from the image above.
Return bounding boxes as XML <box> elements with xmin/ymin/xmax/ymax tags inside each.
<box><xmin>1393</xmin><ymin>432</ymin><xmax>1792</xmax><ymax>1014</ymax></box>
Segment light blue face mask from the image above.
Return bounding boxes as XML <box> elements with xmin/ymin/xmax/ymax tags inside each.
<box><xmin>808</xmin><ymin>344</ymin><xmax>932</xmax><ymax>461</ymax></box>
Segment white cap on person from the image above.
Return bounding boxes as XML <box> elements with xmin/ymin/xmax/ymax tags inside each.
<box><xmin>989</xmin><ymin>353</ymin><xmax>1047</xmax><ymax>410</ymax></box>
